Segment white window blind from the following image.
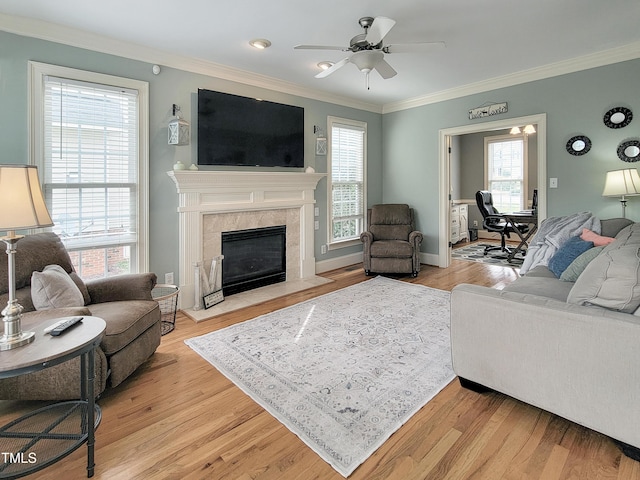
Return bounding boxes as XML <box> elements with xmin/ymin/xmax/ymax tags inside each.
<box><xmin>329</xmin><ymin>119</ymin><xmax>366</xmax><ymax>244</ymax></box>
<box><xmin>42</xmin><ymin>75</ymin><xmax>139</xmax><ymax>278</ymax></box>
<box><xmin>486</xmin><ymin>136</ymin><xmax>525</xmax><ymax>213</ymax></box>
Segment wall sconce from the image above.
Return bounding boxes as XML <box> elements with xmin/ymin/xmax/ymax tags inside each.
<box><xmin>168</xmin><ymin>104</ymin><xmax>190</xmax><ymax>146</ymax></box>
<box><xmin>314</xmin><ymin>125</ymin><xmax>327</xmax><ymax>156</ymax></box>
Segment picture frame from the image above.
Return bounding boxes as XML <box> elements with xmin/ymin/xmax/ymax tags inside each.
<box><xmin>203</xmin><ymin>289</ymin><xmax>224</xmax><ymax>309</ymax></box>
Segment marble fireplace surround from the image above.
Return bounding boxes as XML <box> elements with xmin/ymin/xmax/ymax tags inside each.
<box><xmin>168</xmin><ymin>170</ymin><xmax>327</xmax><ymax>317</ymax></box>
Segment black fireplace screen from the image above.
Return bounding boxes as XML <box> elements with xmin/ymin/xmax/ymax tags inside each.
<box><xmin>221</xmin><ymin>225</ymin><xmax>286</xmax><ymax>296</ymax></box>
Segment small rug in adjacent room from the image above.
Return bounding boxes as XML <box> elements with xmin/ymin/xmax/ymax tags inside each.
<box><xmin>452</xmin><ymin>241</ymin><xmax>524</xmax><ymax>266</ymax></box>
<box><xmin>185</xmin><ymin>276</ymin><xmax>455</xmax><ymax>477</ymax></box>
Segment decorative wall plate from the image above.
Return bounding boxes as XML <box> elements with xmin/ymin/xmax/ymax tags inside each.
<box><xmin>617</xmin><ymin>139</ymin><xmax>640</xmax><ymax>162</ymax></box>
<box><xmin>566</xmin><ymin>135</ymin><xmax>592</xmax><ymax>156</ymax></box>
<box><xmin>604</xmin><ymin>106</ymin><xmax>632</xmax><ymax>129</ymax></box>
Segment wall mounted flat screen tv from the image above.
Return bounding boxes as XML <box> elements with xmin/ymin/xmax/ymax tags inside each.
<box><xmin>197</xmin><ymin>89</ymin><xmax>304</xmax><ymax>168</ymax></box>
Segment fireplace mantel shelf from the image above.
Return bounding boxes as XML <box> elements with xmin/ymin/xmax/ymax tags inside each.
<box><xmin>168</xmin><ymin>170</ymin><xmax>326</xmax><ymax>193</ymax></box>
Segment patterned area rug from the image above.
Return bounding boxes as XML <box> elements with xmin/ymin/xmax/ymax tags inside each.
<box><xmin>452</xmin><ymin>241</ymin><xmax>525</xmax><ymax>266</ymax></box>
<box><xmin>185</xmin><ymin>276</ymin><xmax>455</xmax><ymax>477</ymax></box>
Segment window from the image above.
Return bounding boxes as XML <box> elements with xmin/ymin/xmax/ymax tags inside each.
<box><xmin>484</xmin><ymin>134</ymin><xmax>527</xmax><ymax>213</ymax></box>
<box><xmin>30</xmin><ymin>62</ymin><xmax>149</xmax><ymax>279</ymax></box>
<box><xmin>328</xmin><ymin>116</ymin><xmax>366</xmax><ymax>247</ymax></box>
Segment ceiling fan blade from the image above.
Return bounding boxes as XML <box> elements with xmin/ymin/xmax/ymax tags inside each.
<box><xmin>374</xmin><ymin>58</ymin><xmax>397</xmax><ymax>79</ymax></box>
<box><xmin>365</xmin><ymin>16</ymin><xmax>396</xmax><ymax>45</ymax></box>
<box><xmin>294</xmin><ymin>44</ymin><xmax>348</xmax><ymax>51</ymax></box>
<box><xmin>315</xmin><ymin>57</ymin><xmax>350</xmax><ymax>78</ymax></box>
<box><xmin>384</xmin><ymin>41</ymin><xmax>446</xmax><ymax>54</ymax></box>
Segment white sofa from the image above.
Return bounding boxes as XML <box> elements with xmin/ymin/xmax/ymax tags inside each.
<box><xmin>450</xmin><ymin>217</ymin><xmax>640</xmax><ymax>460</ymax></box>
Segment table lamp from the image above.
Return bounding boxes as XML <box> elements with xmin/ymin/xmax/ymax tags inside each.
<box><xmin>602</xmin><ymin>168</ymin><xmax>640</xmax><ymax>218</ymax></box>
<box><xmin>0</xmin><ymin>165</ymin><xmax>54</xmax><ymax>350</ymax></box>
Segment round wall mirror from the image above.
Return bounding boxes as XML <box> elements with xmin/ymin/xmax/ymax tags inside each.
<box><xmin>618</xmin><ymin>139</ymin><xmax>640</xmax><ymax>162</ymax></box>
<box><xmin>604</xmin><ymin>106</ymin><xmax>633</xmax><ymax>129</ymax></box>
<box><xmin>566</xmin><ymin>135</ymin><xmax>592</xmax><ymax>156</ymax></box>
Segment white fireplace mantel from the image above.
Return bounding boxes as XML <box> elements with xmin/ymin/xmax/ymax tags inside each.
<box><xmin>167</xmin><ymin>170</ymin><xmax>326</xmax><ymax>309</ymax></box>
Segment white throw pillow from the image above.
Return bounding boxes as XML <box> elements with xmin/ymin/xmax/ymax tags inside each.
<box><xmin>31</xmin><ymin>265</ymin><xmax>85</xmax><ymax>310</ymax></box>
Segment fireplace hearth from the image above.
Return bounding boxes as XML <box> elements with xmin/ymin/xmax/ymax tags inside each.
<box><xmin>222</xmin><ymin>225</ymin><xmax>286</xmax><ymax>296</ymax></box>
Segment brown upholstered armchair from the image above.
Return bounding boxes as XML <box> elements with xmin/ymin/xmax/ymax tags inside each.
<box><xmin>360</xmin><ymin>204</ymin><xmax>423</xmax><ymax>277</ymax></box>
<box><xmin>0</xmin><ymin>232</ymin><xmax>161</xmax><ymax>400</ymax></box>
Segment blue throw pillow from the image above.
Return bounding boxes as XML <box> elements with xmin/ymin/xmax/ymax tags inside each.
<box><xmin>548</xmin><ymin>236</ymin><xmax>594</xmax><ymax>278</ymax></box>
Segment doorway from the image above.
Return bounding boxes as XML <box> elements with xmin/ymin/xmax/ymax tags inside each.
<box><xmin>438</xmin><ymin>113</ymin><xmax>547</xmax><ymax>268</ymax></box>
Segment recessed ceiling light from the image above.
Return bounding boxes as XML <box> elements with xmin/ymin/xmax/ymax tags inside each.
<box><xmin>317</xmin><ymin>61</ymin><xmax>334</xmax><ymax>70</ymax></box>
<box><xmin>249</xmin><ymin>39</ymin><xmax>271</xmax><ymax>50</ymax></box>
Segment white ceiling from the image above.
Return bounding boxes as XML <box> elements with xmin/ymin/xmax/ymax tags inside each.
<box><xmin>2</xmin><ymin>0</ymin><xmax>640</xmax><ymax>109</ymax></box>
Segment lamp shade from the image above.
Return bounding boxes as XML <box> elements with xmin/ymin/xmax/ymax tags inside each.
<box><xmin>602</xmin><ymin>168</ymin><xmax>640</xmax><ymax>197</ymax></box>
<box><xmin>0</xmin><ymin>165</ymin><xmax>53</xmax><ymax>231</ymax></box>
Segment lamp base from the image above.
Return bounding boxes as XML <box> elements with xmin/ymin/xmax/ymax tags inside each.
<box><xmin>0</xmin><ymin>330</ymin><xmax>35</xmax><ymax>351</ymax></box>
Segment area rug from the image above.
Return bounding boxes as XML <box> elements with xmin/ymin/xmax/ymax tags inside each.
<box><xmin>185</xmin><ymin>276</ymin><xmax>455</xmax><ymax>477</ymax></box>
<box><xmin>452</xmin><ymin>241</ymin><xmax>524</xmax><ymax>266</ymax></box>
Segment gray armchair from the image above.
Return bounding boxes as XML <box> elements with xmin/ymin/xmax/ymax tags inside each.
<box><xmin>360</xmin><ymin>204</ymin><xmax>423</xmax><ymax>277</ymax></box>
<box><xmin>0</xmin><ymin>232</ymin><xmax>161</xmax><ymax>400</ymax></box>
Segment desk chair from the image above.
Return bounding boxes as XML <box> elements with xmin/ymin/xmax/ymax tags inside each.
<box><xmin>475</xmin><ymin>190</ymin><xmax>529</xmax><ymax>256</ymax></box>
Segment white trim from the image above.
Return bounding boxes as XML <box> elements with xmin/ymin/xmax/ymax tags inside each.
<box><xmin>383</xmin><ymin>42</ymin><xmax>640</xmax><ymax>113</ymax></box>
<box><xmin>438</xmin><ymin>113</ymin><xmax>547</xmax><ymax>268</ymax></box>
<box><xmin>326</xmin><ymin>116</ymin><xmax>368</xmax><ymax>249</ymax></box>
<box><xmin>28</xmin><ymin>61</ymin><xmax>150</xmax><ymax>273</ymax></box>
<box><xmin>4</xmin><ymin>13</ymin><xmax>639</xmax><ymax>114</ymax></box>
<box><xmin>1</xmin><ymin>13</ymin><xmax>381</xmax><ymax>114</ymax></box>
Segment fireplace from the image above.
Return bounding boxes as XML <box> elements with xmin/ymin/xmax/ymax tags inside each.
<box><xmin>222</xmin><ymin>225</ymin><xmax>286</xmax><ymax>296</ymax></box>
<box><xmin>167</xmin><ymin>170</ymin><xmax>325</xmax><ymax>311</ymax></box>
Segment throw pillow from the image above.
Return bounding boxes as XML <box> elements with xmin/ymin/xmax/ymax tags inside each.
<box><xmin>548</xmin><ymin>236</ymin><xmax>594</xmax><ymax>278</ymax></box>
<box><xmin>559</xmin><ymin>246</ymin><xmax>604</xmax><ymax>282</ymax></box>
<box><xmin>568</xmin><ymin>244</ymin><xmax>640</xmax><ymax>313</ymax></box>
<box><xmin>31</xmin><ymin>264</ymin><xmax>85</xmax><ymax>310</ymax></box>
<box><xmin>581</xmin><ymin>228</ymin><xmax>615</xmax><ymax>246</ymax></box>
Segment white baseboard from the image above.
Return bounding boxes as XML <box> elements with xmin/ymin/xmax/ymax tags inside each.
<box><xmin>315</xmin><ymin>251</ymin><xmax>439</xmax><ymax>274</ymax></box>
<box><xmin>315</xmin><ymin>252</ymin><xmax>363</xmax><ymax>273</ymax></box>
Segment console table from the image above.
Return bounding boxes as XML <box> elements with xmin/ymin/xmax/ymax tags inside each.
<box><xmin>0</xmin><ymin>316</ymin><xmax>105</xmax><ymax>478</ymax></box>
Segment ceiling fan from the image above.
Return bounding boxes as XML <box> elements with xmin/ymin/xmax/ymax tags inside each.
<box><xmin>294</xmin><ymin>16</ymin><xmax>445</xmax><ymax>88</ymax></box>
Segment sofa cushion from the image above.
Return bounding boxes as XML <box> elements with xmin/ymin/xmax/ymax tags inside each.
<box><xmin>31</xmin><ymin>265</ymin><xmax>85</xmax><ymax>310</ymax></box>
<box><xmin>369</xmin><ymin>239</ymin><xmax>413</xmax><ymax>258</ymax></box>
<box><xmin>89</xmin><ymin>300</ymin><xmax>160</xmax><ymax>355</ymax></box>
<box><xmin>548</xmin><ymin>236</ymin><xmax>594</xmax><ymax>277</ymax></box>
<box><xmin>568</xmin><ymin>224</ymin><xmax>640</xmax><ymax>312</ymax></box>
<box><xmin>504</xmin><ymin>268</ymin><xmax>574</xmax><ymax>302</ymax></box>
<box><xmin>560</xmin><ymin>246</ymin><xmax>605</xmax><ymax>282</ymax></box>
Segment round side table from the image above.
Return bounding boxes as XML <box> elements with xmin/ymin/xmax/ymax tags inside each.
<box><xmin>0</xmin><ymin>316</ymin><xmax>105</xmax><ymax>479</ymax></box>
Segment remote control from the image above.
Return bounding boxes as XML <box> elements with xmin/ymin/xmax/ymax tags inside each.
<box><xmin>48</xmin><ymin>316</ymin><xmax>83</xmax><ymax>336</ymax></box>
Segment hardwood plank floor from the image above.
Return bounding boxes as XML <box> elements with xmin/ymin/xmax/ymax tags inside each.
<box><xmin>1</xmin><ymin>258</ymin><xmax>637</xmax><ymax>479</ymax></box>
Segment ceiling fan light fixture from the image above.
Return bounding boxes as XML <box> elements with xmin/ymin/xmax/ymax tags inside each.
<box><xmin>510</xmin><ymin>126</ymin><xmax>521</xmax><ymax>135</ymax></box>
<box><xmin>317</xmin><ymin>61</ymin><xmax>334</xmax><ymax>71</ymax></box>
<box><xmin>351</xmin><ymin>50</ymin><xmax>383</xmax><ymax>73</ymax></box>
<box><xmin>523</xmin><ymin>124</ymin><xmax>536</xmax><ymax>135</ymax></box>
<box><xmin>249</xmin><ymin>38</ymin><xmax>271</xmax><ymax>50</ymax></box>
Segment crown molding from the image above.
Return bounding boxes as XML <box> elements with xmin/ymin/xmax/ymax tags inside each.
<box><xmin>383</xmin><ymin>41</ymin><xmax>640</xmax><ymax>113</ymax></box>
<box><xmin>3</xmin><ymin>13</ymin><xmax>639</xmax><ymax>116</ymax></box>
<box><xmin>0</xmin><ymin>13</ymin><xmax>382</xmax><ymax>114</ymax></box>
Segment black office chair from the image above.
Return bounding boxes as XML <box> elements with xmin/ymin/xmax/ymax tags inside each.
<box><xmin>475</xmin><ymin>190</ymin><xmax>530</xmax><ymax>256</ymax></box>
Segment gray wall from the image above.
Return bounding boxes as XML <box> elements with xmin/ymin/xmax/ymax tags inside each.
<box><xmin>383</xmin><ymin>58</ymin><xmax>640</xmax><ymax>256</ymax></box>
<box><xmin>0</xmin><ymin>30</ymin><xmax>383</xmax><ymax>284</ymax></box>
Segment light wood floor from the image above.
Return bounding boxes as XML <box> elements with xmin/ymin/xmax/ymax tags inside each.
<box><xmin>2</xmin><ymin>259</ymin><xmax>638</xmax><ymax>479</ymax></box>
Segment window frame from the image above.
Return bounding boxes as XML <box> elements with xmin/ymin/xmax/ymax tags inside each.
<box><xmin>483</xmin><ymin>133</ymin><xmax>528</xmax><ymax>213</ymax></box>
<box><xmin>326</xmin><ymin>116</ymin><xmax>367</xmax><ymax>250</ymax></box>
<box><xmin>28</xmin><ymin>61</ymin><xmax>150</xmax><ymax>274</ymax></box>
